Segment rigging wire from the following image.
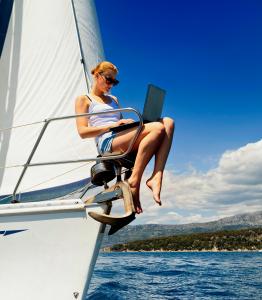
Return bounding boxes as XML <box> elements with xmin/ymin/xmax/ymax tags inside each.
<box><xmin>0</xmin><ymin>120</ymin><xmax>44</xmax><ymax>132</ymax></box>
<box><xmin>0</xmin><ymin>161</ymin><xmax>92</xmax><ymax>203</ymax></box>
<box><xmin>0</xmin><ymin>121</ymin><xmax>45</xmax><ymax>169</ymax></box>
<box><xmin>0</xmin><ymin>164</ymin><xmax>25</xmax><ymax>169</ymax></box>
<box><xmin>15</xmin><ymin>161</ymin><xmax>92</xmax><ymax>195</ymax></box>
<box><xmin>0</xmin><ymin>194</ymin><xmax>13</xmax><ymax>203</ymax></box>
<box><xmin>0</xmin><ymin>162</ymin><xmax>131</xmax><ymax>203</ymax></box>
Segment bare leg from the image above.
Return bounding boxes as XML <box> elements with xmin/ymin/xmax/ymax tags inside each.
<box><xmin>112</xmin><ymin>122</ymin><xmax>165</xmax><ymax>213</ymax></box>
<box><xmin>146</xmin><ymin>117</ymin><xmax>175</xmax><ymax>204</ymax></box>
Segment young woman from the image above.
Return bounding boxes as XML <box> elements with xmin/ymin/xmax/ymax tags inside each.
<box><xmin>75</xmin><ymin>61</ymin><xmax>174</xmax><ymax>214</ymax></box>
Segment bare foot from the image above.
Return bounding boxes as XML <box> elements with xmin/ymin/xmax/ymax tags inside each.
<box><xmin>127</xmin><ymin>181</ymin><xmax>143</xmax><ymax>214</ymax></box>
<box><xmin>146</xmin><ymin>174</ymin><xmax>162</xmax><ymax>206</ymax></box>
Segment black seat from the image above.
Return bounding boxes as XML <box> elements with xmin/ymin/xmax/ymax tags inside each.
<box><xmin>91</xmin><ymin>160</ymin><xmax>116</xmax><ymax>186</ymax></box>
<box><xmin>90</xmin><ymin>152</ymin><xmax>136</xmax><ymax>186</ymax></box>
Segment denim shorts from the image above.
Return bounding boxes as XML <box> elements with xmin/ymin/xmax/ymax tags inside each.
<box><xmin>96</xmin><ymin>131</ymin><xmax>117</xmax><ymax>155</ymax></box>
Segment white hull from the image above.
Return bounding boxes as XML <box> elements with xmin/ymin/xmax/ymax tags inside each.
<box><xmin>0</xmin><ymin>199</ymin><xmax>106</xmax><ymax>300</ymax></box>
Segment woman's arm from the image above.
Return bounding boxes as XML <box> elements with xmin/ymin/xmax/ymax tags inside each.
<box><xmin>75</xmin><ymin>95</ymin><xmax>115</xmax><ymax>139</ymax></box>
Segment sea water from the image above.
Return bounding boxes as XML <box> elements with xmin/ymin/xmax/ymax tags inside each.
<box><xmin>87</xmin><ymin>252</ymin><xmax>262</xmax><ymax>300</ymax></box>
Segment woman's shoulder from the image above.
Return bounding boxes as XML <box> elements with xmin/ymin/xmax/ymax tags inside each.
<box><xmin>75</xmin><ymin>95</ymin><xmax>91</xmax><ymax>111</ymax></box>
<box><xmin>76</xmin><ymin>95</ymin><xmax>91</xmax><ymax>105</ymax></box>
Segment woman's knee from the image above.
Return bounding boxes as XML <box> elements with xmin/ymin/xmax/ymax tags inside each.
<box><xmin>142</xmin><ymin>122</ymin><xmax>166</xmax><ymax>139</ymax></box>
<box><xmin>152</xmin><ymin>121</ymin><xmax>165</xmax><ymax>136</ymax></box>
<box><xmin>162</xmin><ymin>117</ymin><xmax>175</xmax><ymax>132</ymax></box>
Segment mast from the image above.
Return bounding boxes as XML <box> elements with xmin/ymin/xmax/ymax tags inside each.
<box><xmin>71</xmin><ymin>0</ymin><xmax>89</xmax><ymax>91</ymax></box>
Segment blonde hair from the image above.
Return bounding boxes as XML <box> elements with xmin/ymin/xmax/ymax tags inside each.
<box><xmin>91</xmin><ymin>61</ymin><xmax>118</xmax><ymax>75</ymax></box>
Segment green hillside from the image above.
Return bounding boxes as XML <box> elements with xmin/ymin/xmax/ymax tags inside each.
<box><xmin>108</xmin><ymin>228</ymin><xmax>262</xmax><ymax>252</ymax></box>
<box><xmin>102</xmin><ymin>211</ymin><xmax>262</xmax><ymax>247</ymax></box>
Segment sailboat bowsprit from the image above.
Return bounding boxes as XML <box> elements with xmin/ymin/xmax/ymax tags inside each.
<box><xmin>0</xmin><ymin>1</ymin><xmax>139</xmax><ymax>299</ymax></box>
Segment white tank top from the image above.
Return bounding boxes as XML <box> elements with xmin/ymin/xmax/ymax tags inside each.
<box><xmin>87</xmin><ymin>94</ymin><xmax>121</xmax><ymax>142</ymax></box>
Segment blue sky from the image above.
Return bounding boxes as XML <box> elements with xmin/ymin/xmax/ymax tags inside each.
<box><xmin>95</xmin><ymin>0</ymin><xmax>262</xmax><ymax>223</ymax></box>
<box><xmin>96</xmin><ymin>0</ymin><xmax>262</xmax><ymax>171</ymax></box>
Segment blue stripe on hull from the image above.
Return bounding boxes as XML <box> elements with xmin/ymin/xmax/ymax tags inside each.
<box><xmin>0</xmin><ymin>229</ymin><xmax>27</xmax><ymax>236</ymax></box>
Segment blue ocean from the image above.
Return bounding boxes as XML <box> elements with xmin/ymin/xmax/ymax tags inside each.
<box><xmin>87</xmin><ymin>252</ymin><xmax>262</xmax><ymax>300</ymax></box>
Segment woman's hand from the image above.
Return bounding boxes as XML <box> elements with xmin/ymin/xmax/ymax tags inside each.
<box><xmin>108</xmin><ymin>119</ymin><xmax>134</xmax><ymax>130</ymax></box>
<box><xmin>114</xmin><ymin>119</ymin><xmax>135</xmax><ymax>127</ymax></box>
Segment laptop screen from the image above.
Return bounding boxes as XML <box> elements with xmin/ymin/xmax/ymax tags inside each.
<box><xmin>143</xmin><ymin>84</ymin><xmax>166</xmax><ymax>122</ymax></box>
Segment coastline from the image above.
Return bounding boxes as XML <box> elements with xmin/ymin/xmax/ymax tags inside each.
<box><xmin>102</xmin><ymin>227</ymin><xmax>262</xmax><ymax>253</ymax></box>
<box><xmin>102</xmin><ymin>248</ymin><xmax>262</xmax><ymax>253</ymax></box>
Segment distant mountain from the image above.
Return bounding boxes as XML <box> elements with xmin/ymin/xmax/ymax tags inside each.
<box><xmin>102</xmin><ymin>211</ymin><xmax>262</xmax><ymax>247</ymax></box>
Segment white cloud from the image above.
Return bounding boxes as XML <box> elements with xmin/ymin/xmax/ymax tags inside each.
<box><xmin>133</xmin><ymin>139</ymin><xmax>262</xmax><ymax>225</ymax></box>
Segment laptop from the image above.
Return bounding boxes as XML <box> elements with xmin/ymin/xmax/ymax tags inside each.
<box><xmin>111</xmin><ymin>84</ymin><xmax>166</xmax><ymax>133</ymax></box>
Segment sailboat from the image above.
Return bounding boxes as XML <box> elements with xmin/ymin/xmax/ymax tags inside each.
<box><xmin>0</xmin><ymin>1</ymin><xmax>140</xmax><ymax>299</ymax></box>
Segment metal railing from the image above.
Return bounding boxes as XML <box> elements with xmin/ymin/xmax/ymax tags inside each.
<box><xmin>12</xmin><ymin>107</ymin><xmax>143</xmax><ymax>201</ymax></box>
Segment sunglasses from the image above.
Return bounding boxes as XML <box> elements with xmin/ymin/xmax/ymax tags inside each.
<box><xmin>100</xmin><ymin>73</ymin><xmax>119</xmax><ymax>86</ymax></box>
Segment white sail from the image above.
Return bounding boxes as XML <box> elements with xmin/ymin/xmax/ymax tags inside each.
<box><xmin>0</xmin><ymin>0</ymin><xmax>104</xmax><ymax>198</ymax></box>
<box><xmin>0</xmin><ymin>1</ymin><xmax>112</xmax><ymax>298</ymax></box>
